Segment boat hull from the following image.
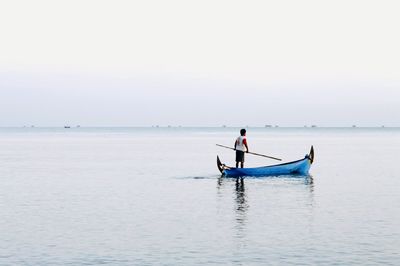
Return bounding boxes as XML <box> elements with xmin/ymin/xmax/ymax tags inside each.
<box><xmin>217</xmin><ymin>146</ymin><xmax>314</xmax><ymax>178</ymax></box>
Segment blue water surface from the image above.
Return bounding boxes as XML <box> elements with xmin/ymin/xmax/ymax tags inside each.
<box><xmin>0</xmin><ymin>127</ymin><xmax>399</xmax><ymax>265</ymax></box>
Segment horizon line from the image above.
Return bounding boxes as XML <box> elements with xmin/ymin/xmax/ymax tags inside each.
<box><xmin>0</xmin><ymin>125</ymin><xmax>398</xmax><ymax>129</ymax></box>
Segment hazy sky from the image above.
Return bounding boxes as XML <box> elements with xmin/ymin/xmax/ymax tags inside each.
<box><xmin>1</xmin><ymin>0</ymin><xmax>399</xmax><ymax>126</ymax></box>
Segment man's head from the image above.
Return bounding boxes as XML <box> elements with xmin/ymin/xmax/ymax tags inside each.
<box><xmin>240</xmin><ymin>128</ymin><xmax>246</xmax><ymax>136</ymax></box>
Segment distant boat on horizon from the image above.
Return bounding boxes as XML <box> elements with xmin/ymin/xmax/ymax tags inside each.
<box><xmin>64</xmin><ymin>126</ymin><xmax>71</xmax><ymax>129</ymax></box>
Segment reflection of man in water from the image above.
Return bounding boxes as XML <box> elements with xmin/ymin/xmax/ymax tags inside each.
<box><xmin>235</xmin><ymin>178</ymin><xmax>246</xmax><ymax>212</ymax></box>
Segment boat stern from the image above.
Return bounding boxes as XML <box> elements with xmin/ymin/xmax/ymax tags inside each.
<box><xmin>306</xmin><ymin>145</ymin><xmax>314</xmax><ymax>164</ymax></box>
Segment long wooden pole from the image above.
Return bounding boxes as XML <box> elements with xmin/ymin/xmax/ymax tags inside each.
<box><xmin>216</xmin><ymin>144</ymin><xmax>282</xmax><ymax>161</ymax></box>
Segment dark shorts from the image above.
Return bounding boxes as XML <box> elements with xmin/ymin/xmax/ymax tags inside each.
<box><xmin>236</xmin><ymin>150</ymin><xmax>245</xmax><ymax>163</ymax></box>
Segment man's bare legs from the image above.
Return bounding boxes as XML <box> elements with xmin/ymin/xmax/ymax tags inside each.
<box><xmin>236</xmin><ymin>162</ymin><xmax>244</xmax><ymax>168</ymax></box>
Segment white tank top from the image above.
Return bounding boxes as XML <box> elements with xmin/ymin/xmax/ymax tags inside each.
<box><xmin>235</xmin><ymin>136</ymin><xmax>246</xmax><ymax>151</ymax></box>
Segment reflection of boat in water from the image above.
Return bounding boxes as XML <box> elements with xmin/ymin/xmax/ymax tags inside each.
<box><xmin>217</xmin><ymin>146</ymin><xmax>314</xmax><ymax>178</ymax></box>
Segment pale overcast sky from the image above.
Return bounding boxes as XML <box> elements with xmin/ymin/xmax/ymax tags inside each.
<box><xmin>0</xmin><ymin>0</ymin><xmax>399</xmax><ymax>126</ymax></box>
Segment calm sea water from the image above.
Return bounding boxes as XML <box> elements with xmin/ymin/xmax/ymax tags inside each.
<box><xmin>0</xmin><ymin>127</ymin><xmax>399</xmax><ymax>265</ymax></box>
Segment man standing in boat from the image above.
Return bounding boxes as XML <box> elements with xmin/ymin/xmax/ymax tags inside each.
<box><xmin>234</xmin><ymin>129</ymin><xmax>249</xmax><ymax>168</ymax></box>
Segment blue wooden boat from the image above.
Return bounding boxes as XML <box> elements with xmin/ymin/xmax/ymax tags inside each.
<box><xmin>217</xmin><ymin>146</ymin><xmax>314</xmax><ymax>178</ymax></box>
